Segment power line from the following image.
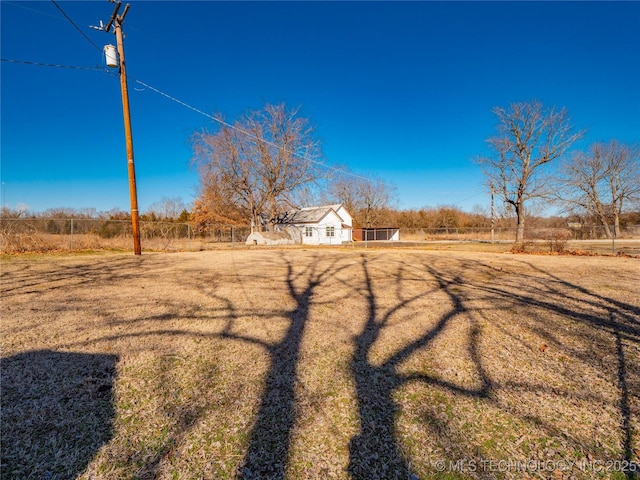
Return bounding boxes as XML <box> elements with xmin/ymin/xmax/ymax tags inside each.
<box><xmin>3</xmin><ymin>57</ymin><xmax>481</xmax><ymax>199</ymax></box>
<box><xmin>1</xmin><ymin>58</ymin><xmax>105</xmax><ymax>72</ymax></box>
<box><xmin>6</xmin><ymin>1</ymin><xmax>483</xmax><ymax>203</ymax></box>
<box><xmin>3</xmin><ymin>1</ymin><xmax>65</xmax><ymax>21</ymax></box>
<box><xmin>456</xmin><ymin>190</ymin><xmax>485</xmax><ymax>203</ymax></box>
<box><xmin>132</xmin><ymin>78</ymin><xmax>395</xmax><ymax>186</ymax></box>
<box><xmin>50</xmin><ymin>0</ymin><xmax>102</xmax><ymax>52</ymax></box>
<box><xmin>128</xmin><ymin>78</ymin><xmax>486</xmax><ymax>198</ymax></box>
<box><xmin>4</xmin><ymin>53</ymin><xmax>478</xmax><ymax>198</ymax></box>
<box><xmin>2</xmin><ymin>54</ymin><xmax>385</xmax><ymax>186</ymax></box>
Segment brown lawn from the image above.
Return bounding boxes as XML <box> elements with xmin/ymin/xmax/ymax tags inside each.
<box><xmin>1</xmin><ymin>248</ymin><xmax>639</xmax><ymax>479</ymax></box>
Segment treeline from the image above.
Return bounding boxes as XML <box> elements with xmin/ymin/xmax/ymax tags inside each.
<box><xmin>0</xmin><ymin>198</ymin><xmax>191</xmax><ymax>240</ymax></box>
<box><xmin>4</xmin><ymin>203</ymin><xmax>638</xmax><ymax>231</ymax></box>
<box><xmin>344</xmin><ymin>205</ymin><xmax>640</xmax><ymax>230</ymax></box>
<box><xmin>0</xmin><ymin>197</ymin><xmax>190</xmax><ymax>223</ymax></box>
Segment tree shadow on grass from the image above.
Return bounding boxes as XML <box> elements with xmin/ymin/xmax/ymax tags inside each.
<box><xmin>0</xmin><ymin>257</ymin><xmax>141</xmax><ymax>299</ymax></box>
<box><xmin>347</xmin><ymin>253</ymin><xmax>640</xmax><ymax>479</ymax></box>
<box><xmin>229</xmin><ymin>253</ymin><xmax>351</xmax><ymax>479</ymax></box>
<box><xmin>18</xmin><ymin>252</ymin><xmax>637</xmax><ymax>479</ymax></box>
<box><xmin>517</xmin><ymin>261</ymin><xmax>639</xmax><ymax>478</ymax></box>
<box><xmin>1</xmin><ymin>349</ymin><xmax>118</xmax><ymax>479</ymax></box>
<box><xmin>25</xmin><ymin>252</ymin><xmax>348</xmax><ymax>479</ymax></box>
<box><xmin>347</xmin><ymin>255</ymin><xmax>493</xmax><ymax>479</ymax></box>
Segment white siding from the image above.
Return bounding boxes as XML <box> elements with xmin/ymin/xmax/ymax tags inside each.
<box><xmin>278</xmin><ymin>205</ymin><xmax>353</xmax><ymax>246</ymax></box>
<box><xmin>335</xmin><ymin>205</ymin><xmax>353</xmax><ymax>227</ymax></box>
<box><xmin>301</xmin><ymin>225</ymin><xmax>319</xmax><ymax>245</ymax></box>
<box><xmin>297</xmin><ymin>210</ymin><xmax>351</xmax><ymax>245</ymax></box>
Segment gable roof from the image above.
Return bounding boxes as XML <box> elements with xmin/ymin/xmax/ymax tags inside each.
<box><xmin>275</xmin><ymin>204</ymin><xmax>345</xmax><ymax>225</ymax></box>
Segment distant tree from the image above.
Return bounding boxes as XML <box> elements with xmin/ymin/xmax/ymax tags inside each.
<box><xmin>191</xmin><ymin>103</ymin><xmax>322</xmax><ymax>229</ymax></box>
<box><xmin>42</xmin><ymin>207</ymin><xmax>77</xmax><ymax>218</ymax></box>
<box><xmin>476</xmin><ymin>100</ymin><xmax>582</xmax><ymax>243</ymax></box>
<box><xmin>469</xmin><ymin>204</ymin><xmax>491</xmax><ymax>228</ymax></box>
<box><xmin>395</xmin><ymin>210</ymin><xmax>419</xmax><ymax>229</ymax></box>
<box><xmin>284</xmin><ymin>184</ymin><xmax>323</xmax><ymax>210</ymax></box>
<box><xmin>621</xmin><ymin>210</ymin><xmax>640</xmax><ymax>225</ymax></box>
<box><xmin>78</xmin><ymin>207</ymin><xmax>97</xmax><ymax>219</ymax></box>
<box><xmin>555</xmin><ymin>140</ymin><xmax>640</xmax><ymax>238</ymax></box>
<box><xmin>98</xmin><ymin>209</ymin><xmax>130</xmax><ymax>221</ymax></box>
<box><xmin>145</xmin><ymin>197</ymin><xmax>187</xmax><ymax>221</ymax></box>
<box><xmin>176</xmin><ymin>209</ymin><xmax>190</xmax><ymax>223</ymax></box>
<box><xmin>434</xmin><ymin>205</ymin><xmax>463</xmax><ymax>231</ymax></box>
<box><xmin>1</xmin><ymin>204</ymin><xmax>30</xmax><ymax>219</ymax></box>
<box><xmin>326</xmin><ymin>170</ymin><xmax>396</xmax><ymax>227</ymax></box>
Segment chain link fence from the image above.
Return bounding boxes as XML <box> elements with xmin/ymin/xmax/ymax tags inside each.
<box><xmin>1</xmin><ymin>218</ymin><xmax>639</xmax><ymax>255</ymax></box>
<box><xmin>0</xmin><ymin>218</ymin><xmax>251</xmax><ymax>254</ymax></box>
<box><xmin>363</xmin><ymin>225</ymin><xmax>640</xmax><ymax>255</ymax></box>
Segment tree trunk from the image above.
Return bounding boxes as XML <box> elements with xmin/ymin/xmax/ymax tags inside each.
<box><xmin>614</xmin><ymin>214</ymin><xmax>621</xmax><ymax>238</ymax></box>
<box><xmin>515</xmin><ymin>203</ymin><xmax>525</xmax><ymax>243</ymax></box>
<box><xmin>595</xmin><ymin>209</ymin><xmax>612</xmax><ymax>239</ymax></box>
<box><xmin>267</xmin><ymin>203</ymin><xmax>278</xmax><ymax>232</ymax></box>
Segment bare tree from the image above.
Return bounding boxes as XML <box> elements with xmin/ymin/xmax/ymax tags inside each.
<box><xmin>1</xmin><ymin>204</ymin><xmax>29</xmax><ymax>219</ymax></box>
<box><xmin>476</xmin><ymin>101</ymin><xmax>582</xmax><ymax>243</ymax></box>
<box><xmin>190</xmin><ymin>171</ymin><xmax>247</xmax><ymax>226</ymax></box>
<box><xmin>146</xmin><ymin>197</ymin><xmax>186</xmax><ymax>220</ymax></box>
<box><xmin>191</xmin><ymin>103</ymin><xmax>322</xmax><ymax>229</ymax></box>
<box><xmin>326</xmin><ymin>170</ymin><xmax>395</xmax><ymax>227</ymax></box>
<box><xmin>555</xmin><ymin>141</ymin><xmax>640</xmax><ymax>238</ymax></box>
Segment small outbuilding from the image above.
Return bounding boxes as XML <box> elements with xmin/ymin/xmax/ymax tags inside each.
<box><xmin>353</xmin><ymin>227</ymin><xmax>400</xmax><ymax>242</ymax></box>
<box><xmin>274</xmin><ymin>204</ymin><xmax>353</xmax><ymax>245</ymax></box>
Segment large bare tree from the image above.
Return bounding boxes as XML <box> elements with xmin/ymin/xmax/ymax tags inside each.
<box><xmin>476</xmin><ymin>101</ymin><xmax>582</xmax><ymax>242</ymax></box>
<box><xmin>191</xmin><ymin>103</ymin><xmax>322</xmax><ymax>229</ymax></box>
<box><xmin>555</xmin><ymin>140</ymin><xmax>640</xmax><ymax>238</ymax></box>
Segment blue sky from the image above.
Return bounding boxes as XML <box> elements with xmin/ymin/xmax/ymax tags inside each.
<box><xmin>2</xmin><ymin>1</ymin><xmax>639</xmax><ymax>215</ymax></box>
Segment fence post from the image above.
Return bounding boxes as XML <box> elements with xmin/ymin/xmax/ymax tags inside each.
<box><xmin>70</xmin><ymin>218</ymin><xmax>74</xmax><ymax>250</ymax></box>
<box><xmin>612</xmin><ymin>227</ymin><xmax>615</xmax><ymax>254</ymax></box>
<box><xmin>187</xmin><ymin>224</ymin><xmax>191</xmax><ymax>251</ymax></box>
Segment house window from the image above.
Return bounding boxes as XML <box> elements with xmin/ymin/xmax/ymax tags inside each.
<box><xmin>326</xmin><ymin>226</ymin><xmax>335</xmax><ymax>237</ymax></box>
<box><xmin>304</xmin><ymin>226</ymin><xmax>313</xmax><ymax>237</ymax></box>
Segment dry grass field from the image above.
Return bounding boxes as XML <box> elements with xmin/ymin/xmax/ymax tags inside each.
<box><xmin>2</xmin><ymin>247</ymin><xmax>639</xmax><ymax>480</ymax></box>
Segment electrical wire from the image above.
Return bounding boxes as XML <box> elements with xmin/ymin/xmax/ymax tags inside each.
<box><xmin>1</xmin><ymin>58</ymin><xmax>105</xmax><ymax>72</ymax></box>
<box><xmin>2</xmin><ymin>57</ymin><xmax>479</xmax><ymax>197</ymax></box>
<box><xmin>3</xmin><ymin>1</ymin><xmax>65</xmax><ymax>21</ymax></box>
<box><xmin>1</xmin><ymin>54</ymin><xmax>395</xmax><ymax>187</ymax></box>
<box><xmin>132</xmin><ymin>78</ymin><xmax>395</xmax><ymax>186</ymax></box>
<box><xmin>6</xmin><ymin>1</ymin><xmax>481</xmax><ymax>199</ymax></box>
<box><xmin>129</xmin><ymin>78</ymin><xmax>485</xmax><ymax>198</ymax></box>
<box><xmin>456</xmin><ymin>191</ymin><xmax>485</xmax><ymax>204</ymax></box>
<box><xmin>50</xmin><ymin>0</ymin><xmax>102</xmax><ymax>52</ymax></box>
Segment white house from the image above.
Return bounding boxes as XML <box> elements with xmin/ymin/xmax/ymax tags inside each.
<box><xmin>275</xmin><ymin>204</ymin><xmax>352</xmax><ymax>245</ymax></box>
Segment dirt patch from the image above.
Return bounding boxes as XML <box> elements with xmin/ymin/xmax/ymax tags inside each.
<box><xmin>2</xmin><ymin>249</ymin><xmax>639</xmax><ymax>479</ymax></box>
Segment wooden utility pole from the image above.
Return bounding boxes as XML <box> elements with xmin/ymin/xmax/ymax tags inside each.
<box><xmin>96</xmin><ymin>2</ymin><xmax>141</xmax><ymax>255</ymax></box>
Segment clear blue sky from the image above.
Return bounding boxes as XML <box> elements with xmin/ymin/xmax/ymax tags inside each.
<box><xmin>2</xmin><ymin>1</ymin><xmax>639</xmax><ymax>215</ymax></box>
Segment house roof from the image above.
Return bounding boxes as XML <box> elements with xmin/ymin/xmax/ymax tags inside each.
<box><xmin>275</xmin><ymin>204</ymin><xmax>345</xmax><ymax>225</ymax></box>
